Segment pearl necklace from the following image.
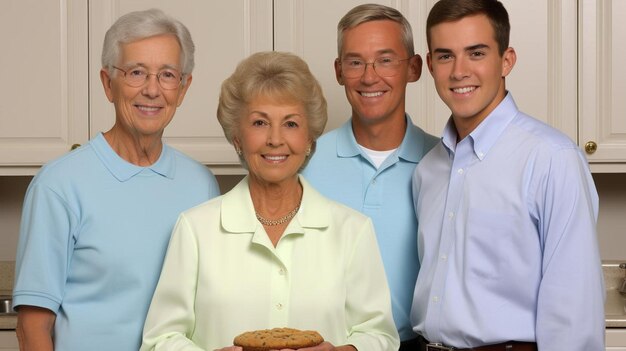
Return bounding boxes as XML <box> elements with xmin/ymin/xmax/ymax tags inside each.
<box><xmin>256</xmin><ymin>204</ymin><xmax>301</xmax><ymax>226</ymax></box>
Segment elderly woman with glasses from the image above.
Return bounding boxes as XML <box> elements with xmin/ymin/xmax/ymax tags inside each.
<box><xmin>12</xmin><ymin>9</ymin><xmax>220</xmax><ymax>351</ymax></box>
<box><xmin>140</xmin><ymin>51</ymin><xmax>400</xmax><ymax>351</ymax></box>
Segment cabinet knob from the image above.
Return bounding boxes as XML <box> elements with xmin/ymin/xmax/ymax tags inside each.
<box><xmin>70</xmin><ymin>143</ymin><xmax>81</xmax><ymax>150</ymax></box>
<box><xmin>584</xmin><ymin>141</ymin><xmax>597</xmax><ymax>155</ymax></box>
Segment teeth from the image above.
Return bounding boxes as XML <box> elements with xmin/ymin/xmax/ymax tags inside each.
<box><xmin>264</xmin><ymin>155</ymin><xmax>287</xmax><ymax>161</ymax></box>
<box><xmin>137</xmin><ymin>105</ymin><xmax>160</xmax><ymax>112</ymax></box>
<box><xmin>453</xmin><ymin>87</ymin><xmax>475</xmax><ymax>94</ymax></box>
<box><xmin>361</xmin><ymin>91</ymin><xmax>383</xmax><ymax>97</ymax></box>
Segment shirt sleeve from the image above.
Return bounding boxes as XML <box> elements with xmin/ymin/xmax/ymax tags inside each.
<box><xmin>344</xmin><ymin>218</ymin><xmax>401</xmax><ymax>351</ymax></box>
<box><xmin>140</xmin><ymin>214</ymin><xmax>204</xmax><ymax>351</ymax></box>
<box><xmin>534</xmin><ymin>147</ymin><xmax>605</xmax><ymax>351</ymax></box>
<box><xmin>12</xmin><ymin>181</ymin><xmax>76</xmax><ymax>313</ymax></box>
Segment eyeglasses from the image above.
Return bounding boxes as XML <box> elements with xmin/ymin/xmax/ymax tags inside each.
<box><xmin>112</xmin><ymin>66</ymin><xmax>183</xmax><ymax>90</ymax></box>
<box><xmin>339</xmin><ymin>56</ymin><xmax>412</xmax><ymax>78</ymax></box>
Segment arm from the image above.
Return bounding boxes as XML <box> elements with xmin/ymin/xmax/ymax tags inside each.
<box><xmin>16</xmin><ymin>306</ymin><xmax>56</xmax><ymax>351</ymax></box>
<box><xmin>140</xmin><ymin>214</ymin><xmax>204</xmax><ymax>351</ymax></box>
<box><xmin>535</xmin><ymin>148</ymin><xmax>605</xmax><ymax>351</ymax></box>
<box><xmin>344</xmin><ymin>218</ymin><xmax>400</xmax><ymax>351</ymax></box>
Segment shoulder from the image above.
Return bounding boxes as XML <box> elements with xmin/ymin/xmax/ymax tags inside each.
<box><xmin>31</xmin><ymin>143</ymin><xmax>98</xmax><ymax>188</ymax></box>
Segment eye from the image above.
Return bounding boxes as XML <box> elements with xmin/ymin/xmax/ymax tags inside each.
<box><xmin>252</xmin><ymin>119</ymin><xmax>267</xmax><ymax>127</ymax></box>
<box><xmin>128</xmin><ymin>68</ymin><xmax>147</xmax><ymax>78</ymax></box>
<box><xmin>377</xmin><ymin>57</ymin><xmax>395</xmax><ymax>65</ymax></box>
<box><xmin>344</xmin><ymin>59</ymin><xmax>364</xmax><ymax>68</ymax></box>
<box><xmin>470</xmin><ymin>51</ymin><xmax>486</xmax><ymax>59</ymax></box>
<box><xmin>285</xmin><ymin>120</ymin><xmax>299</xmax><ymax>128</ymax></box>
<box><xmin>436</xmin><ymin>54</ymin><xmax>453</xmax><ymax>61</ymax></box>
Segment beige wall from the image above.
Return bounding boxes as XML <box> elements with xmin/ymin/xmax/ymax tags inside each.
<box><xmin>1</xmin><ymin>173</ymin><xmax>625</xmax><ymax>261</ymax></box>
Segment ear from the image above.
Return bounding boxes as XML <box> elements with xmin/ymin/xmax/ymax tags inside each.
<box><xmin>334</xmin><ymin>58</ymin><xmax>344</xmax><ymax>86</ymax></box>
<box><xmin>501</xmin><ymin>47</ymin><xmax>516</xmax><ymax>77</ymax></box>
<box><xmin>407</xmin><ymin>54</ymin><xmax>423</xmax><ymax>82</ymax></box>
<box><xmin>426</xmin><ymin>52</ymin><xmax>434</xmax><ymax>75</ymax></box>
<box><xmin>176</xmin><ymin>74</ymin><xmax>193</xmax><ymax>107</ymax></box>
<box><xmin>100</xmin><ymin>68</ymin><xmax>114</xmax><ymax>103</ymax></box>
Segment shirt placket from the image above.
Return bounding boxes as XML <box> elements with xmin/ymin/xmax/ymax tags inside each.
<box><xmin>425</xmin><ymin>139</ymin><xmax>473</xmax><ymax>340</ymax></box>
<box><xmin>269</xmin><ymin>239</ymin><xmax>292</xmax><ymax>326</ymax></box>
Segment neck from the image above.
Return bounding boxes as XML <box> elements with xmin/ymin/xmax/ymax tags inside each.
<box><xmin>248</xmin><ymin>175</ymin><xmax>303</xmax><ymax>218</ymax></box>
<box><xmin>104</xmin><ymin>127</ymin><xmax>163</xmax><ymax>166</ymax></box>
<box><xmin>351</xmin><ymin>114</ymin><xmax>407</xmax><ymax>151</ymax></box>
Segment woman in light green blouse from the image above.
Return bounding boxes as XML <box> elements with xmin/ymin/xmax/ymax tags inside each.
<box><xmin>141</xmin><ymin>51</ymin><xmax>400</xmax><ymax>351</ymax></box>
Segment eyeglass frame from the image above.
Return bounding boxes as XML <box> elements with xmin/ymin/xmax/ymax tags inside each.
<box><xmin>337</xmin><ymin>56</ymin><xmax>414</xmax><ymax>78</ymax></box>
<box><xmin>111</xmin><ymin>65</ymin><xmax>185</xmax><ymax>90</ymax></box>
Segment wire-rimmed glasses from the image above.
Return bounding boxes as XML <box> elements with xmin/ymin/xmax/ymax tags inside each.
<box><xmin>112</xmin><ymin>66</ymin><xmax>183</xmax><ymax>90</ymax></box>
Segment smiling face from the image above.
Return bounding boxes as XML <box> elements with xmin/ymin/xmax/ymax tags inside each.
<box><xmin>335</xmin><ymin>20</ymin><xmax>421</xmax><ymax>127</ymax></box>
<box><xmin>234</xmin><ymin>95</ymin><xmax>312</xmax><ymax>187</ymax></box>
<box><xmin>427</xmin><ymin>14</ymin><xmax>515</xmax><ymax>139</ymax></box>
<box><xmin>100</xmin><ymin>34</ymin><xmax>192</xmax><ymax>140</ymax></box>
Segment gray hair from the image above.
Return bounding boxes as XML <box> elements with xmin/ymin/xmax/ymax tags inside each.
<box><xmin>101</xmin><ymin>8</ymin><xmax>194</xmax><ymax>81</ymax></box>
<box><xmin>337</xmin><ymin>3</ymin><xmax>415</xmax><ymax>58</ymax></box>
<box><xmin>217</xmin><ymin>51</ymin><xmax>328</xmax><ymax>169</ymax></box>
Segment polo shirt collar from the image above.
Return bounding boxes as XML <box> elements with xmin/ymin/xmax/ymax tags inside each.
<box><xmin>91</xmin><ymin>132</ymin><xmax>175</xmax><ymax>181</ymax></box>
<box><xmin>336</xmin><ymin>114</ymin><xmax>423</xmax><ymax>163</ymax></box>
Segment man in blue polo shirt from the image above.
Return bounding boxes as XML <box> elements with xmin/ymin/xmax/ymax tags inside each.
<box><xmin>12</xmin><ymin>9</ymin><xmax>220</xmax><ymax>351</ymax></box>
<box><xmin>302</xmin><ymin>5</ymin><xmax>437</xmax><ymax>349</ymax></box>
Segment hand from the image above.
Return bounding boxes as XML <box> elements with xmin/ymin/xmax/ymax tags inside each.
<box><xmin>277</xmin><ymin>341</ymin><xmax>356</xmax><ymax>351</ymax></box>
<box><xmin>214</xmin><ymin>346</ymin><xmax>243</xmax><ymax>351</ymax></box>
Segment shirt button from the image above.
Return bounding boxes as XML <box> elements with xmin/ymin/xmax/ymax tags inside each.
<box><xmin>276</xmin><ymin>303</ymin><xmax>283</xmax><ymax>310</ymax></box>
<box><xmin>432</xmin><ymin>296</ymin><xmax>439</xmax><ymax>303</ymax></box>
<box><xmin>278</xmin><ymin>268</ymin><xmax>285</xmax><ymax>276</ymax></box>
<box><xmin>457</xmin><ymin>168</ymin><xmax>464</xmax><ymax>174</ymax></box>
<box><xmin>448</xmin><ymin>212</ymin><xmax>455</xmax><ymax>219</ymax></box>
<box><xmin>440</xmin><ymin>255</ymin><xmax>447</xmax><ymax>261</ymax></box>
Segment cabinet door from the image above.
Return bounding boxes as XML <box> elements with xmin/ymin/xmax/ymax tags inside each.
<box><xmin>273</xmin><ymin>0</ymin><xmax>577</xmax><ymax>143</ymax></box>
<box><xmin>0</xmin><ymin>0</ymin><xmax>88</xmax><ymax>174</ymax></box>
<box><xmin>0</xmin><ymin>331</ymin><xmax>18</xmax><ymax>351</ymax></box>
<box><xmin>580</xmin><ymin>0</ymin><xmax>626</xmax><ymax>172</ymax></box>
<box><xmin>89</xmin><ymin>1</ymin><xmax>273</xmax><ymax>173</ymax></box>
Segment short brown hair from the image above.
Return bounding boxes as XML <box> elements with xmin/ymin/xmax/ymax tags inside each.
<box><xmin>426</xmin><ymin>0</ymin><xmax>510</xmax><ymax>56</ymax></box>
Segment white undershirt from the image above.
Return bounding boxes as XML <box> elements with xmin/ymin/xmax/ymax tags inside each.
<box><xmin>358</xmin><ymin>145</ymin><xmax>397</xmax><ymax>169</ymax></box>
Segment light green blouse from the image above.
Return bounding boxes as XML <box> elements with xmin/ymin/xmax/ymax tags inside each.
<box><xmin>141</xmin><ymin>176</ymin><xmax>400</xmax><ymax>351</ymax></box>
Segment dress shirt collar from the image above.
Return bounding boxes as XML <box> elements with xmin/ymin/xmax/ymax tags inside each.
<box><xmin>220</xmin><ymin>174</ymin><xmax>331</xmax><ymax>235</ymax></box>
<box><xmin>441</xmin><ymin>92</ymin><xmax>519</xmax><ymax>160</ymax></box>
<box><xmin>336</xmin><ymin>114</ymin><xmax>426</xmax><ymax>163</ymax></box>
<box><xmin>91</xmin><ymin>132</ymin><xmax>175</xmax><ymax>181</ymax></box>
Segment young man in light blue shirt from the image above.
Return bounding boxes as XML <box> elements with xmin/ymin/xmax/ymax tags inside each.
<box><xmin>411</xmin><ymin>0</ymin><xmax>604</xmax><ymax>350</ymax></box>
<box><xmin>302</xmin><ymin>5</ymin><xmax>438</xmax><ymax>349</ymax></box>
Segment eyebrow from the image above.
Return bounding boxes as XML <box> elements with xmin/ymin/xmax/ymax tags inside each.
<box><xmin>433</xmin><ymin>43</ymin><xmax>490</xmax><ymax>54</ymax></box>
<box><xmin>120</xmin><ymin>62</ymin><xmax>181</xmax><ymax>71</ymax></box>
<box><xmin>342</xmin><ymin>48</ymin><xmax>398</xmax><ymax>58</ymax></box>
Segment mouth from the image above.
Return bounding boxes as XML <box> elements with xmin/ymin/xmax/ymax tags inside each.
<box><xmin>451</xmin><ymin>86</ymin><xmax>477</xmax><ymax>95</ymax></box>
<box><xmin>263</xmin><ymin>154</ymin><xmax>288</xmax><ymax>163</ymax></box>
<box><xmin>135</xmin><ymin>104</ymin><xmax>163</xmax><ymax>113</ymax></box>
<box><xmin>359</xmin><ymin>91</ymin><xmax>384</xmax><ymax>98</ymax></box>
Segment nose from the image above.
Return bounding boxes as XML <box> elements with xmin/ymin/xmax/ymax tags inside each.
<box><xmin>360</xmin><ymin>62</ymin><xmax>380</xmax><ymax>83</ymax></box>
<box><xmin>451</xmin><ymin>57</ymin><xmax>470</xmax><ymax>80</ymax></box>
<box><xmin>141</xmin><ymin>74</ymin><xmax>161</xmax><ymax>98</ymax></box>
<box><xmin>266</xmin><ymin>125</ymin><xmax>283</xmax><ymax>147</ymax></box>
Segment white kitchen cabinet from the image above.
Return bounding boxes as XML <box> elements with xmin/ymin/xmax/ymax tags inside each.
<box><xmin>580</xmin><ymin>0</ymin><xmax>626</xmax><ymax>172</ymax></box>
<box><xmin>607</xmin><ymin>328</ymin><xmax>626</xmax><ymax>350</ymax></box>
<box><xmin>0</xmin><ymin>1</ymin><xmax>623</xmax><ymax>174</ymax></box>
<box><xmin>0</xmin><ymin>0</ymin><xmax>88</xmax><ymax>174</ymax></box>
<box><xmin>0</xmin><ymin>331</ymin><xmax>18</xmax><ymax>351</ymax></box>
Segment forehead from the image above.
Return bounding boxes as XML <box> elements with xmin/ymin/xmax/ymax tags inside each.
<box><xmin>341</xmin><ymin>20</ymin><xmax>406</xmax><ymax>56</ymax></box>
<box><xmin>429</xmin><ymin>14</ymin><xmax>496</xmax><ymax>49</ymax></box>
<box><xmin>119</xmin><ymin>34</ymin><xmax>182</xmax><ymax>67</ymax></box>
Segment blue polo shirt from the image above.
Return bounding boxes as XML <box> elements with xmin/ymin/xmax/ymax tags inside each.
<box><xmin>13</xmin><ymin>133</ymin><xmax>220</xmax><ymax>351</ymax></box>
<box><xmin>302</xmin><ymin>116</ymin><xmax>438</xmax><ymax>341</ymax></box>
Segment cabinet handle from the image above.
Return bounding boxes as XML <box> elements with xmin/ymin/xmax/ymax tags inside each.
<box><xmin>584</xmin><ymin>141</ymin><xmax>597</xmax><ymax>154</ymax></box>
<box><xmin>70</xmin><ymin>143</ymin><xmax>81</xmax><ymax>151</ymax></box>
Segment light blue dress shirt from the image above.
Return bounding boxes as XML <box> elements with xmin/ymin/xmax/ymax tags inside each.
<box><xmin>13</xmin><ymin>133</ymin><xmax>220</xmax><ymax>351</ymax></box>
<box><xmin>303</xmin><ymin>116</ymin><xmax>438</xmax><ymax>341</ymax></box>
<box><xmin>410</xmin><ymin>94</ymin><xmax>605</xmax><ymax>350</ymax></box>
